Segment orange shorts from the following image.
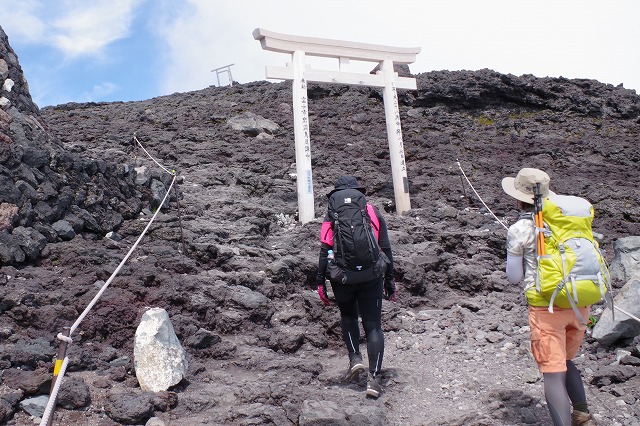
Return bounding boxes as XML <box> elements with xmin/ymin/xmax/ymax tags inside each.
<box><xmin>528</xmin><ymin>305</ymin><xmax>590</xmax><ymax>373</ymax></box>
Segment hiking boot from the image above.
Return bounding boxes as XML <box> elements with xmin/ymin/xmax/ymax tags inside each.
<box><xmin>345</xmin><ymin>353</ymin><xmax>365</xmax><ymax>381</ymax></box>
<box><xmin>572</xmin><ymin>410</ymin><xmax>596</xmax><ymax>426</ymax></box>
<box><xmin>366</xmin><ymin>372</ymin><xmax>382</xmax><ymax>398</ymax></box>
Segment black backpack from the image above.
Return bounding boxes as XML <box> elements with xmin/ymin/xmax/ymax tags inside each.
<box><xmin>327</xmin><ymin>188</ymin><xmax>380</xmax><ymax>271</ymax></box>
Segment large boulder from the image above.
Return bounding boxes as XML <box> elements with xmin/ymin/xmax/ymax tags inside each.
<box><xmin>592</xmin><ymin>277</ymin><xmax>640</xmax><ymax>346</ymax></box>
<box><xmin>610</xmin><ymin>236</ymin><xmax>640</xmax><ymax>282</ymax></box>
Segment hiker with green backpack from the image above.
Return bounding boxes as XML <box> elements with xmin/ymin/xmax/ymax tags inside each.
<box><xmin>502</xmin><ymin>168</ymin><xmax>609</xmax><ymax>426</ymax></box>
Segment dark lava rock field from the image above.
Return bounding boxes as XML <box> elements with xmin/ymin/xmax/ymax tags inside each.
<box><xmin>1</xmin><ymin>25</ymin><xmax>639</xmax><ymax>425</ymax></box>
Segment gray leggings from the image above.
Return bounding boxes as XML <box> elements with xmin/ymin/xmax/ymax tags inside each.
<box><xmin>543</xmin><ymin>360</ymin><xmax>587</xmax><ymax>425</ymax></box>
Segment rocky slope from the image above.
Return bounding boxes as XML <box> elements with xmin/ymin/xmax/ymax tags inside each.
<box><xmin>1</xmin><ymin>25</ymin><xmax>640</xmax><ymax>425</ymax></box>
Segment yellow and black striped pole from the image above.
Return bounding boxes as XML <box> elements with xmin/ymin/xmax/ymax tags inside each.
<box><xmin>46</xmin><ymin>327</ymin><xmax>71</xmax><ymax>426</ymax></box>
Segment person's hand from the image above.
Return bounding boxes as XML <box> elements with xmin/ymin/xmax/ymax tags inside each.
<box><xmin>384</xmin><ymin>278</ymin><xmax>396</xmax><ymax>301</ymax></box>
<box><xmin>318</xmin><ymin>283</ymin><xmax>330</xmax><ymax>306</ymax></box>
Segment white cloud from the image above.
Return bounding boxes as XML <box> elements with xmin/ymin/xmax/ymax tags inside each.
<box><xmin>150</xmin><ymin>1</ymin><xmax>230</xmax><ymax>93</ymax></box>
<box><xmin>153</xmin><ymin>0</ymin><xmax>411</xmax><ymax>95</ymax></box>
<box><xmin>0</xmin><ymin>0</ymin><xmax>147</xmax><ymax>58</ymax></box>
<box><xmin>153</xmin><ymin>0</ymin><xmax>640</xmax><ymax>96</ymax></box>
<box><xmin>51</xmin><ymin>0</ymin><xmax>146</xmax><ymax>58</ymax></box>
<box><xmin>81</xmin><ymin>81</ymin><xmax>120</xmax><ymax>101</ymax></box>
<box><xmin>0</xmin><ymin>0</ymin><xmax>46</xmax><ymax>43</ymax></box>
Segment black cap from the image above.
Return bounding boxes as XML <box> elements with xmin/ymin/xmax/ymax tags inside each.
<box><xmin>327</xmin><ymin>176</ymin><xmax>366</xmax><ymax>197</ymax></box>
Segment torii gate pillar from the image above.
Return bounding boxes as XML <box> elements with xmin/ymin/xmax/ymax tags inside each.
<box><xmin>290</xmin><ymin>50</ymin><xmax>314</xmax><ymax>222</ymax></box>
<box><xmin>380</xmin><ymin>59</ymin><xmax>411</xmax><ymax>215</ymax></box>
<box><xmin>253</xmin><ymin>28</ymin><xmax>420</xmax><ymax>223</ymax></box>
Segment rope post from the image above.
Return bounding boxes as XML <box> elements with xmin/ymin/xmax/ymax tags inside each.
<box><xmin>172</xmin><ymin>174</ymin><xmax>187</xmax><ymax>255</ymax></box>
<box><xmin>46</xmin><ymin>327</ymin><xmax>70</xmax><ymax>426</ymax></box>
<box><xmin>459</xmin><ymin>174</ymin><xmax>470</xmax><ymax>206</ymax></box>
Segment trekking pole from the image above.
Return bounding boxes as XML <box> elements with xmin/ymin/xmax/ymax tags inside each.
<box><xmin>171</xmin><ymin>171</ymin><xmax>187</xmax><ymax>255</ymax></box>
<box><xmin>533</xmin><ymin>183</ymin><xmax>546</xmax><ymax>256</ymax></box>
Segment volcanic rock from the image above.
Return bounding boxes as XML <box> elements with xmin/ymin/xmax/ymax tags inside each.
<box><xmin>1</xmin><ymin>23</ymin><xmax>639</xmax><ymax>425</ymax></box>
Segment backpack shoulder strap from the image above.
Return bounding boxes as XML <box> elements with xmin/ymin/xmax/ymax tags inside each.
<box><xmin>320</xmin><ymin>220</ymin><xmax>333</xmax><ymax>245</ymax></box>
<box><xmin>366</xmin><ymin>204</ymin><xmax>380</xmax><ymax>240</ymax></box>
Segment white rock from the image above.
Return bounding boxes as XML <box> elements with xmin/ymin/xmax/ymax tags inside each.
<box><xmin>2</xmin><ymin>78</ymin><xmax>14</xmax><ymax>92</ymax></box>
<box><xmin>134</xmin><ymin>307</ymin><xmax>188</xmax><ymax>392</ymax></box>
<box><xmin>134</xmin><ymin>165</ymin><xmax>150</xmax><ymax>185</ymax></box>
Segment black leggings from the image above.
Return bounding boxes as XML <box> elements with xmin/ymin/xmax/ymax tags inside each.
<box><xmin>333</xmin><ymin>277</ymin><xmax>384</xmax><ymax>375</ymax></box>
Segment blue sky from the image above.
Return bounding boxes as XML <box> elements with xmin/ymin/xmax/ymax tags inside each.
<box><xmin>1</xmin><ymin>0</ymin><xmax>639</xmax><ymax>108</ymax></box>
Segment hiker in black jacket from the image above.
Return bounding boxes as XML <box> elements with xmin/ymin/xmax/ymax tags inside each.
<box><xmin>315</xmin><ymin>176</ymin><xmax>396</xmax><ymax>398</ymax></box>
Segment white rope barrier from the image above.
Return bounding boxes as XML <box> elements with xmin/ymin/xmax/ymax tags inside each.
<box><xmin>614</xmin><ymin>306</ymin><xmax>640</xmax><ymax>324</ymax></box>
<box><xmin>56</xmin><ymin>332</ymin><xmax>72</xmax><ymax>344</ymax></box>
<box><xmin>133</xmin><ymin>134</ymin><xmax>174</xmax><ymax>175</ymax></box>
<box><xmin>455</xmin><ymin>160</ymin><xmax>508</xmax><ymax>230</ymax></box>
<box><xmin>40</xmin><ymin>135</ymin><xmax>178</xmax><ymax>426</ymax></box>
<box><xmin>69</xmin><ymin>175</ymin><xmax>176</xmax><ymax>336</ymax></box>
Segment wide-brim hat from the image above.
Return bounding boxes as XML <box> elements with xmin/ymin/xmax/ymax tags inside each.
<box><xmin>501</xmin><ymin>168</ymin><xmax>555</xmax><ymax>204</ymax></box>
<box><xmin>327</xmin><ymin>175</ymin><xmax>366</xmax><ymax>197</ymax></box>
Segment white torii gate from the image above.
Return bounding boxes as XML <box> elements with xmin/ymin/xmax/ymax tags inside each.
<box><xmin>211</xmin><ymin>63</ymin><xmax>234</xmax><ymax>87</ymax></box>
<box><xmin>253</xmin><ymin>28</ymin><xmax>420</xmax><ymax>223</ymax></box>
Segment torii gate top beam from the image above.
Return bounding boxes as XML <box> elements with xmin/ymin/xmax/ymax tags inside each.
<box><xmin>254</xmin><ymin>28</ymin><xmax>420</xmax><ymax>90</ymax></box>
<box><xmin>253</xmin><ymin>28</ymin><xmax>420</xmax><ymax>64</ymax></box>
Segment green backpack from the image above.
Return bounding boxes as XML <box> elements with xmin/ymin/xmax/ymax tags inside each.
<box><xmin>535</xmin><ymin>194</ymin><xmax>610</xmax><ymax>321</ymax></box>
